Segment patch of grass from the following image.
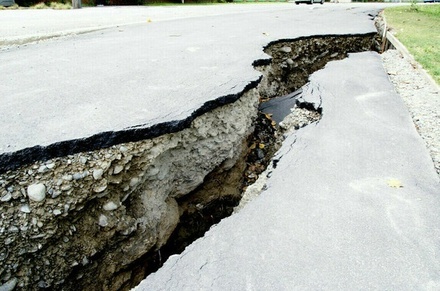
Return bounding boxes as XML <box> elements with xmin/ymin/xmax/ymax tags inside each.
<box><xmin>30</xmin><ymin>1</ymin><xmax>71</xmax><ymax>8</ymax></box>
<box><xmin>385</xmin><ymin>5</ymin><xmax>440</xmax><ymax>84</ymax></box>
<box><xmin>31</xmin><ymin>2</ymin><xmax>48</xmax><ymax>8</ymax></box>
<box><xmin>49</xmin><ymin>1</ymin><xmax>71</xmax><ymax>8</ymax></box>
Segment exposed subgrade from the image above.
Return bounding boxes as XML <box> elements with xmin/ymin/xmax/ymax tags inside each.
<box><xmin>0</xmin><ymin>32</ymin><xmax>379</xmax><ymax>291</ymax></box>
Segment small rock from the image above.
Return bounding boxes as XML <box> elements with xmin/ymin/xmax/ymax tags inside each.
<box><xmin>53</xmin><ymin>209</ymin><xmax>62</xmax><ymax>216</ymax></box>
<box><xmin>280</xmin><ymin>46</ymin><xmax>292</xmax><ymax>53</ymax></box>
<box><xmin>286</xmin><ymin>58</ymin><xmax>294</xmax><ymax>65</ymax></box>
<box><xmin>93</xmin><ymin>169</ymin><xmax>104</xmax><ymax>180</ymax></box>
<box><xmin>98</xmin><ymin>214</ymin><xmax>108</xmax><ymax>227</ymax></box>
<box><xmin>80</xmin><ymin>156</ymin><xmax>88</xmax><ymax>164</ymax></box>
<box><xmin>103</xmin><ymin>201</ymin><xmax>118</xmax><ymax>211</ymax></box>
<box><xmin>62</xmin><ymin>175</ymin><xmax>73</xmax><ymax>181</ymax></box>
<box><xmin>93</xmin><ymin>180</ymin><xmax>108</xmax><ymax>193</ymax></box>
<box><xmin>27</xmin><ymin>183</ymin><xmax>46</xmax><ymax>202</ymax></box>
<box><xmin>129</xmin><ymin>177</ymin><xmax>139</xmax><ymax>188</ymax></box>
<box><xmin>0</xmin><ymin>277</ymin><xmax>17</xmax><ymax>291</ymax></box>
<box><xmin>46</xmin><ymin>162</ymin><xmax>55</xmax><ymax>169</ymax></box>
<box><xmin>61</xmin><ymin>184</ymin><xmax>72</xmax><ymax>191</ymax></box>
<box><xmin>73</xmin><ymin>172</ymin><xmax>85</xmax><ymax>180</ymax></box>
<box><xmin>1</xmin><ymin>192</ymin><xmax>12</xmax><ymax>202</ymax></box>
<box><xmin>37</xmin><ymin>165</ymin><xmax>48</xmax><ymax>173</ymax></box>
<box><xmin>8</xmin><ymin>226</ymin><xmax>19</xmax><ymax>233</ymax></box>
<box><xmin>20</xmin><ymin>204</ymin><xmax>31</xmax><ymax>213</ymax></box>
<box><xmin>51</xmin><ymin>190</ymin><xmax>61</xmax><ymax>199</ymax></box>
<box><xmin>113</xmin><ymin>165</ymin><xmax>124</xmax><ymax>175</ymax></box>
<box><xmin>330</xmin><ymin>52</ymin><xmax>338</xmax><ymax>58</ymax></box>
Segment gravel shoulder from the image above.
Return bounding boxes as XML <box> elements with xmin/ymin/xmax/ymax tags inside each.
<box><xmin>381</xmin><ymin>49</ymin><xmax>440</xmax><ymax>176</ymax></box>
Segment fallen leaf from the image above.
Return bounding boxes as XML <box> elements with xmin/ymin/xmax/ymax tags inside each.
<box><xmin>259</xmin><ymin>143</ymin><xmax>265</xmax><ymax>149</ymax></box>
<box><xmin>387</xmin><ymin>179</ymin><xmax>403</xmax><ymax>188</ymax></box>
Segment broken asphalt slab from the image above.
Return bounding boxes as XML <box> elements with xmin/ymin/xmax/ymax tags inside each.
<box><xmin>0</xmin><ymin>3</ymin><xmax>393</xmax><ymax>172</ymax></box>
<box><xmin>136</xmin><ymin>51</ymin><xmax>440</xmax><ymax>290</ymax></box>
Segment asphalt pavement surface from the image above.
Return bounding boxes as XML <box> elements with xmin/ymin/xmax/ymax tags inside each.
<box><xmin>2</xmin><ymin>3</ymin><xmax>439</xmax><ymax>289</ymax></box>
<box><xmin>1</xmin><ymin>3</ymin><xmax>389</xmax><ymax>170</ymax></box>
<box><xmin>137</xmin><ymin>51</ymin><xmax>440</xmax><ymax>290</ymax></box>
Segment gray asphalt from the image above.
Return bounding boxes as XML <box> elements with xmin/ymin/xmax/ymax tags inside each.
<box><xmin>137</xmin><ymin>51</ymin><xmax>440</xmax><ymax>290</ymax></box>
<box><xmin>3</xmin><ymin>4</ymin><xmax>440</xmax><ymax>288</ymax></box>
<box><xmin>1</xmin><ymin>3</ymin><xmax>390</xmax><ymax>169</ymax></box>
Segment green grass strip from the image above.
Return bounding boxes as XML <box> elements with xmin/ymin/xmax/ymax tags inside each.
<box><xmin>385</xmin><ymin>4</ymin><xmax>440</xmax><ymax>84</ymax></box>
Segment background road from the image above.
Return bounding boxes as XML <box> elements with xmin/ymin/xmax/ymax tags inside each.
<box><xmin>0</xmin><ymin>3</ymin><xmax>391</xmax><ymax>160</ymax></box>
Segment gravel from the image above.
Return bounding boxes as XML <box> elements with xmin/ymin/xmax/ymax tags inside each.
<box><xmin>381</xmin><ymin>49</ymin><xmax>440</xmax><ymax>176</ymax></box>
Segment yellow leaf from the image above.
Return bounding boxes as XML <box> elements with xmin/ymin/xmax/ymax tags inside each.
<box><xmin>259</xmin><ymin>143</ymin><xmax>265</xmax><ymax>149</ymax></box>
<box><xmin>387</xmin><ymin>179</ymin><xmax>403</xmax><ymax>188</ymax></box>
<box><xmin>249</xmin><ymin>143</ymin><xmax>256</xmax><ymax>150</ymax></box>
<box><xmin>147</xmin><ymin>18</ymin><xmax>152</xmax><ymax>23</ymax></box>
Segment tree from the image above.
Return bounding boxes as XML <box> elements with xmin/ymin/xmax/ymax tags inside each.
<box><xmin>72</xmin><ymin>0</ymin><xmax>81</xmax><ymax>8</ymax></box>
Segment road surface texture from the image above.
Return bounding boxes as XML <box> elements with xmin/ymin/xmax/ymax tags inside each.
<box><xmin>1</xmin><ymin>3</ymin><xmax>389</xmax><ymax>172</ymax></box>
<box><xmin>1</xmin><ymin>3</ymin><xmax>439</xmax><ymax>290</ymax></box>
<box><xmin>137</xmin><ymin>51</ymin><xmax>440</xmax><ymax>290</ymax></box>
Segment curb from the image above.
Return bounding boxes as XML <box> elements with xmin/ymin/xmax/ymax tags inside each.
<box><xmin>381</xmin><ymin>12</ymin><xmax>440</xmax><ymax>93</ymax></box>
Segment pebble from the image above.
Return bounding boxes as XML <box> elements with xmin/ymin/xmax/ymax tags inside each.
<box><xmin>93</xmin><ymin>169</ymin><xmax>104</xmax><ymax>180</ymax></box>
<box><xmin>19</xmin><ymin>205</ymin><xmax>31</xmax><ymax>213</ymax></box>
<box><xmin>113</xmin><ymin>165</ymin><xmax>124</xmax><ymax>175</ymax></box>
<box><xmin>27</xmin><ymin>183</ymin><xmax>46</xmax><ymax>202</ymax></box>
<box><xmin>98</xmin><ymin>214</ymin><xmax>108</xmax><ymax>227</ymax></box>
<box><xmin>280</xmin><ymin>46</ymin><xmax>292</xmax><ymax>53</ymax></box>
<box><xmin>103</xmin><ymin>201</ymin><xmax>118</xmax><ymax>211</ymax></box>
<box><xmin>46</xmin><ymin>162</ymin><xmax>55</xmax><ymax>169</ymax></box>
<box><xmin>61</xmin><ymin>184</ymin><xmax>72</xmax><ymax>192</ymax></box>
<box><xmin>93</xmin><ymin>181</ymin><xmax>108</xmax><ymax>193</ymax></box>
<box><xmin>1</xmin><ymin>192</ymin><xmax>12</xmax><ymax>202</ymax></box>
<box><xmin>129</xmin><ymin>177</ymin><xmax>139</xmax><ymax>188</ymax></box>
<box><xmin>0</xmin><ymin>278</ymin><xmax>17</xmax><ymax>291</ymax></box>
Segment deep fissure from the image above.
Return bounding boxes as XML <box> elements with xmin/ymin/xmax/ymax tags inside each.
<box><xmin>112</xmin><ymin>33</ymin><xmax>380</xmax><ymax>290</ymax></box>
<box><xmin>0</xmin><ymin>32</ymin><xmax>382</xmax><ymax>291</ymax></box>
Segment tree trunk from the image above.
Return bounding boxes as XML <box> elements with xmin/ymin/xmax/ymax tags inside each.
<box><xmin>72</xmin><ymin>0</ymin><xmax>81</xmax><ymax>9</ymax></box>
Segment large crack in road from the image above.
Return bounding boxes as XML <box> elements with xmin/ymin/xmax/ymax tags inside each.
<box><xmin>0</xmin><ymin>32</ymin><xmax>379</xmax><ymax>291</ymax></box>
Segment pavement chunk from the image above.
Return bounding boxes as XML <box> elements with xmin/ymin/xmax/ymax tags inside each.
<box><xmin>136</xmin><ymin>52</ymin><xmax>440</xmax><ymax>290</ymax></box>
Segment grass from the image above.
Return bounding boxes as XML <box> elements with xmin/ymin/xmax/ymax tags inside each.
<box><xmin>30</xmin><ymin>2</ymin><xmax>72</xmax><ymax>8</ymax></box>
<box><xmin>384</xmin><ymin>4</ymin><xmax>440</xmax><ymax>84</ymax></box>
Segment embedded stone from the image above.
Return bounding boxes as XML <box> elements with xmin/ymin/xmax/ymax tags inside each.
<box><xmin>27</xmin><ymin>183</ymin><xmax>46</xmax><ymax>202</ymax></box>
<box><xmin>98</xmin><ymin>214</ymin><xmax>108</xmax><ymax>227</ymax></box>
<box><xmin>20</xmin><ymin>204</ymin><xmax>31</xmax><ymax>213</ymax></box>
<box><xmin>93</xmin><ymin>180</ymin><xmax>108</xmax><ymax>193</ymax></box>
<box><xmin>113</xmin><ymin>165</ymin><xmax>124</xmax><ymax>175</ymax></box>
<box><xmin>280</xmin><ymin>46</ymin><xmax>292</xmax><ymax>53</ymax></box>
<box><xmin>1</xmin><ymin>192</ymin><xmax>12</xmax><ymax>202</ymax></box>
<box><xmin>93</xmin><ymin>169</ymin><xmax>104</xmax><ymax>180</ymax></box>
<box><xmin>103</xmin><ymin>201</ymin><xmax>118</xmax><ymax>211</ymax></box>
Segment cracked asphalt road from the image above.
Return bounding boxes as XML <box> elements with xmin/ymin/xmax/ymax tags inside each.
<box><xmin>1</xmin><ymin>3</ymin><xmax>391</xmax><ymax>168</ymax></box>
